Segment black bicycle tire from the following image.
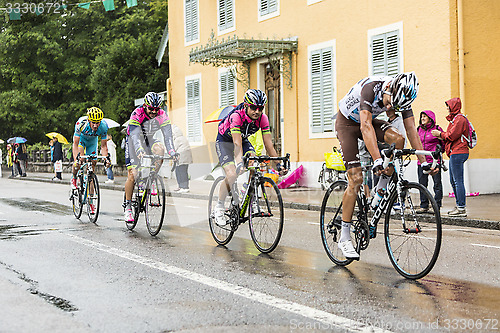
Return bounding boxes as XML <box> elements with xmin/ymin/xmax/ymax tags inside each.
<box><xmin>248</xmin><ymin>177</ymin><xmax>284</xmax><ymax>253</ymax></box>
<box><xmin>208</xmin><ymin>176</ymin><xmax>235</xmax><ymax>246</ymax></box>
<box><xmin>87</xmin><ymin>173</ymin><xmax>100</xmax><ymax>224</ymax></box>
<box><xmin>384</xmin><ymin>181</ymin><xmax>442</xmax><ymax>279</ymax></box>
<box><xmin>320</xmin><ymin>179</ymin><xmax>355</xmax><ymax>266</ymax></box>
<box><xmin>145</xmin><ymin>175</ymin><xmax>166</xmax><ymax>236</ymax></box>
<box><xmin>72</xmin><ymin>175</ymin><xmax>84</xmax><ymax>219</ymax></box>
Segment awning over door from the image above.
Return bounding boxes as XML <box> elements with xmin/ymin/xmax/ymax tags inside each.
<box><xmin>189</xmin><ymin>34</ymin><xmax>298</xmax><ymax>88</ymax></box>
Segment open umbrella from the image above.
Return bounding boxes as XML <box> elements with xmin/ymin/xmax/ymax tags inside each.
<box><xmin>46</xmin><ymin>132</ymin><xmax>69</xmax><ymax>145</ymax></box>
<box><xmin>204</xmin><ymin>105</ymin><xmax>235</xmax><ymax>123</ymax></box>
<box><xmin>7</xmin><ymin>137</ymin><xmax>27</xmax><ymax>144</ymax></box>
<box><xmin>103</xmin><ymin>118</ymin><xmax>120</xmax><ymax>128</ymax></box>
<box><xmin>0</xmin><ymin>139</ymin><xmax>4</xmax><ymax>144</ymax></box>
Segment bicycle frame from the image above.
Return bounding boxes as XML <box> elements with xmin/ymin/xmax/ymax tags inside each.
<box><xmin>76</xmin><ymin>155</ymin><xmax>106</xmax><ymax>204</ymax></box>
<box><xmin>227</xmin><ymin>154</ymin><xmax>290</xmax><ymax>230</ymax></box>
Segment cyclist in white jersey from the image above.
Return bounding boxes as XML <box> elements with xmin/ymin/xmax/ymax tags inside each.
<box><xmin>335</xmin><ymin>72</ymin><xmax>435</xmax><ymax>259</ymax></box>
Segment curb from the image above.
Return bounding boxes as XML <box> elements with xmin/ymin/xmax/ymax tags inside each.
<box><xmin>16</xmin><ymin>176</ymin><xmax>500</xmax><ymax>231</ymax></box>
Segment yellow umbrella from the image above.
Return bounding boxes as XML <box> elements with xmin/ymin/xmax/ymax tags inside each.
<box><xmin>46</xmin><ymin>132</ymin><xmax>69</xmax><ymax>144</ymax></box>
<box><xmin>204</xmin><ymin>105</ymin><xmax>235</xmax><ymax>123</ymax></box>
<box><xmin>0</xmin><ymin>139</ymin><xmax>4</xmax><ymax>144</ymax></box>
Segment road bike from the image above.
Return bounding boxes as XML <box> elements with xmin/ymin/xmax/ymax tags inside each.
<box><xmin>71</xmin><ymin>154</ymin><xmax>108</xmax><ymax>223</ymax></box>
<box><xmin>124</xmin><ymin>154</ymin><xmax>176</xmax><ymax>236</ymax></box>
<box><xmin>208</xmin><ymin>154</ymin><xmax>290</xmax><ymax>253</ymax></box>
<box><xmin>318</xmin><ymin>146</ymin><xmax>346</xmax><ymax>190</ymax></box>
<box><xmin>320</xmin><ymin>145</ymin><xmax>442</xmax><ymax>279</ymax></box>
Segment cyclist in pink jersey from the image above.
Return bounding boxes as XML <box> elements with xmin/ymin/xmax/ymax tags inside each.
<box><xmin>123</xmin><ymin>92</ymin><xmax>178</xmax><ymax>222</ymax></box>
<box><xmin>212</xmin><ymin>89</ymin><xmax>288</xmax><ymax>227</ymax></box>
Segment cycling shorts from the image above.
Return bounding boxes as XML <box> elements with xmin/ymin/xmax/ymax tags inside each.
<box><xmin>125</xmin><ymin>136</ymin><xmax>163</xmax><ymax>169</ymax></box>
<box><xmin>335</xmin><ymin>112</ymin><xmax>391</xmax><ymax>170</ymax></box>
<box><xmin>77</xmin><ymin>136</ymin><xmax>99</xmax><ymax>156</ymax></box>
<box><xmin>215</xmin><ymin>133</ymin><xmax>255</xmax><ymax>168</ymax></box>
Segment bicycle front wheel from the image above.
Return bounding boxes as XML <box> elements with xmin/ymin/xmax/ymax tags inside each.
<box><xmin>145</xmin><ymin>175</ymin><xmax>166</xmax><ymax>236</ymax></box>
<box><xmin>384</xmin><ymin>182</ymin><xmax>442</xmax><ymax>279</ymax></box>
<box><xmin>208</xmin><ymin>176</ymin><xmax>234</xmax><ymax>246</ymax></box>
<box><xmin>86</xmin><ymin>173</ymin><xmax>100</xmax><ymax>223</ymax></box>
<box><xmin>320</xmin><ymin>180</ymin><xmax>357</xmax><ymax>266</ymax></box>
<box><xmin>72</xmin><ymin>175</ymin><xmax>84</xmax><ymax>219</ymax></box>
<box><xmin>248</xmin><ymin>177</ymin><xmax>284</xmax><ymax>253</ymax></box>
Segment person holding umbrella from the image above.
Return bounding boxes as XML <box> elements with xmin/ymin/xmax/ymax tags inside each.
<box><xmin>51</xmin><ymin>136</ymin><xmax>64</xmax><ymax>181</ymax></box>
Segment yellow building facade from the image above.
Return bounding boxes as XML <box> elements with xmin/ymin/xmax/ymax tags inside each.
<box><xmin>167</xmin><ymin>0</ymin><xmax>500</xmax><ymax>193</ymax></box>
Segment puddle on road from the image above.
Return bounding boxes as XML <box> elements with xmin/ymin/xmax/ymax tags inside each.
<box><xmin>0</xmin><ymin>224</ymin><xmax>44</xmax><ymax>240</ymax></box>
<box><xmin>0</xmin><ymin>261</ymin><xmax>78</xmax><ymax>312</ymax></box>
<box><xmin>0</xmin><ymin>198</ymin><xmax>73</xmax><ymax>216</ymax></box>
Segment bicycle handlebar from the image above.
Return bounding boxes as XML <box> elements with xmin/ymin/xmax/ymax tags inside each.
<box><xmin>141</xmin><ymin>154</ymin><xmax>177</xmax><ymax>172</ymax></box>
<box><xmin>381</xmin><ymin>144</ymin><xmax>442</xmax><ymax>173</ymax></box>
<box><xmin>242</xmin><ymin>153</ymin><xmax>291</xmax><ymax>170</ymax></box>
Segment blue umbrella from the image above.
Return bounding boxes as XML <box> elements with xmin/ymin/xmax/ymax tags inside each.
<box><xmin>7</xmin><ymin>137</ymin><xmax>27</xmax><ymax>144</ymax></box>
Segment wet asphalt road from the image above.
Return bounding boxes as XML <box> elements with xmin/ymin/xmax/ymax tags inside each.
<box><xmin>0</xmin><ymin>179</ymin><xmax>499</xmax><ymax>332</ymax></box>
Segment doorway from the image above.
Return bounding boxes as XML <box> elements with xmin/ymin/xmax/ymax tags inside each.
<box><xmin>264</xmin><ymin>63</ymin><xmax>281</xmax><ymax>155</ymax></box>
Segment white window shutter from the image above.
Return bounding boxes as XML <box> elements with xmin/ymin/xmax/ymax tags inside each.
<box><xmin>187</xmin><ymin>79</ymin><xmax>202</xmax><ymax>143</ymax></box>
<box><xmin>310</xmin><ymin>47</ymin><xmax>334</xmax><ymax>133</ymax></box>
<box><xmin>371</xmin><ymin>29</ymin><xmax>400</xmax><ymax>76</ymax></box>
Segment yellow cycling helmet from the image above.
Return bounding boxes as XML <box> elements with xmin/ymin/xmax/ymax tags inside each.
<box><xmin>87</xmin><ymin>107</ymin><xmax>104</xmax><ymax>122</ymax></box>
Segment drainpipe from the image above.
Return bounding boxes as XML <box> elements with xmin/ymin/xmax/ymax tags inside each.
<box><xmin>457</xmin><ymin>0</ymin><xmax>471</xmax><ymax>193</ymax></box>
<box><xmin>294</xmin><ymin>51</ymin><xmax>300</xmax><ymax>162</ymax></box>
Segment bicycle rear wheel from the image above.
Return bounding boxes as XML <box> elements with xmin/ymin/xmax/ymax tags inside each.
<box><xmin>384</xmin><ymin>182</ymin><xmax>442</xmax><ymax>279</ymax></box>
<box><xmin>208</xmin><ymin>176</ymin><xmax>235</xmax><ymax>246</ymax></box>
<box><xmin>145</xmin><ymin>175</ymin><xmax>166</xmax><ymax>236</ymax></box>
<box><xmin>86</xmin><ymin>173</ymin><xmax>100</xmax><ymax>223</ymax></box>
<box><xmin>248</xmin><ymin>177</ymin><xmax>284</xmax><ymax>253</ymax></box>
<box><xmin>320</xmin><ymin>180</ymin><xmax>361</xmax><ymax>266</ymax></box>
<box><xmin>72</xmin><ymin>175</ymin><xmax>84</xmax><ymax>219</ymax></box>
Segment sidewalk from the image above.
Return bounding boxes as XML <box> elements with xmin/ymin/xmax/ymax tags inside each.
<box><xmin>6</xmin><ymin>171</ymin><xmax>500</xmax><ymax>230</ymax></box>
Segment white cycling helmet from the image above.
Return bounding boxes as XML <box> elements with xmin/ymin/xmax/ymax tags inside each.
<box><xmin>391</xmin><ymin>71</ymin><xmax>419</xmax><ymax>111</ymax></box>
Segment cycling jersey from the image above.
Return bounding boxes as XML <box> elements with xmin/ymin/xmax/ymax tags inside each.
<box><xmin>125</xmin><ymin>106</ymin><xmax>175</xmax><ymax>168</ymax></box>
<box><xmin>217</xmin><ymin>103</ymin><xmax>271</xmax><ymax>142</ymax></box>
<box><xmin>338</xmin><ymin>76</ymin><xmax>413</xmax><ymax>123</ymax></box>
<box><xmin>73</xmin><ymin>116</ymin><xmax>109</xmax><ymax>155</ymax></box>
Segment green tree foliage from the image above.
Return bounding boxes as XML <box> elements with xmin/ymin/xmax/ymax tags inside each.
<box><xmin>0</xmin><ymin>0</ymin><xmax>168</xmax><ymax>147</ymax></box>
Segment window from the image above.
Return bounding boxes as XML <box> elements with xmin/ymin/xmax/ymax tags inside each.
<box><xmin>219</xmin><ymin>68</ymin><xmax>236</xmax><ymax>107</ymax></box>
<box><xmin>218</xmin><ymin>0</ymin><xmax>235</xmax><ymax>34</ymax></box>
<box><xmin>258</xmin><ymin>0</ymin><xmax>279</xmax><ymax>21</ymax></box>
<box><xmin>184</xmin><ymin>0</ymin><xmax>199</xmax><ymax>45</ymax></box>
<box><xmin>368</xmin><ymin>22</ymin><xmax>402</xmax><ymax>76</ymax></box>
<box><xmin>186</xmin><ymin>75</ymin><xmax>202</xmax><ymax>144</ymax></box>
<box><xmin>309</xmin><ymin>42</ymin><xmax>336</xmax><ymax>137</ymax></box>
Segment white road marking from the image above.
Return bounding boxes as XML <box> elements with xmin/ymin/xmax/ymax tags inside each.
<box><xmin>308</xmin><ymin>222</ymin><xmax>320</xmax><ymax>226</ymax></box>
<box><xmin>66</xmin><ymin>234</ymin><xmax>391</xmax><ymax>333</ymax></box>
<box><xmin>471</xmin><ymin>243</ymin><xmax>500</xmax><ymax>250</ymax></box>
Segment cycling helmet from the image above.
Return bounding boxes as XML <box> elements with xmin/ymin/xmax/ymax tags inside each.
<box><xmin>87</xmin><ymin>107</ymin><xmax>104</xmax><ymax>122</ymax></box>
<box><xmin>144</xmin><ymin>92</ymin><xmax>163</xmax><ymax>108</ymax></box>
<box><xmin>391</xmin><ymin>71</ymin><xmax>419</xmax><ymax>111</ymax></box>
<box><xmin>243</xmin><ymin>89</ymin><xmax>267</xmax><ymax>108</ymax></box>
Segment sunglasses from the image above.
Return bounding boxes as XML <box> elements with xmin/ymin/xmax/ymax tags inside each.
<box><xmin>147</xmin><ymin>106</ymin><xmax>160</xmax><ymax>112</ymax></box>
<box><xmin>249</xmin><ymin>105</ymin><xmax>264</xmax><ymax>111</ymax></box>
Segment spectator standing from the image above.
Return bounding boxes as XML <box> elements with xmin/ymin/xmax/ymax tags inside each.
<box><xmin>105</xmin><ymin>134</ymin><xmax>117</xmax><ymax>184</ymax></box>
<box><xmin>432</xmin><ymin>97</ymin><xmax>469</xmax><ymax>217</ymax></box>
<box><xmin>417</xmin><ymin>110</ymin><xmax>444</xmax><ymax>213</ymax></box>
<box><xmin>51</xmin><ymin>136</ymin><xmax>64</xmax><ymax>181</ymax></box>
<box><xmin>16</xmin><ymin>143</ymin><xmax>28</xmax><ymax>177</ymax></box>
<box><xmin>6</xmin><ymin>144</ymin><xmax>15</xmax><ymax>178</ymax></box>
<box><xmin>172</xmin><ymin>124</ymin><xmax>193</xmax><ymax>193</ymax></box>
<box><xmin>12</xmin><ymin>143</ymin><xmax>21</xmax><ymax>177</ymax></box>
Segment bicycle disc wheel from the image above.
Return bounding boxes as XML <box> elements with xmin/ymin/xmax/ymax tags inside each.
<box><xmin>384</xmin><ymin>182</ymin><xmax>442</xmax><ymax>279</ymax></box>
<box><xmin>124</xmin><ymin>190</ymin><xmax>140</xmax><ymax>231</ymax></box>
<box><xmin>72</xmin><ymin>175</ymin><xmax>84</xmax><ymax>219</ymax></box>
<box><xmin>208</xmin><ymin>176</ymin><xmax>235</xmax><ymax>246</ymax></box>
<box><xmin>86</xmin><ymin>173</ymin><xmax>100</xmax><ymax>223</ymax></box>
<box><xmin>320</xmin><ymin>180</ymin><xmax>359</xmax><ymax>266</ymax></box>
<box><xmin>145</xmin><ymin>175</ymin><xmax>166</xmax><ymax>236</ymax></box>
<box><xmin>248</xmin><ymin>177</ymin><xmax>284</xmax><ymax>253</ymax></box>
